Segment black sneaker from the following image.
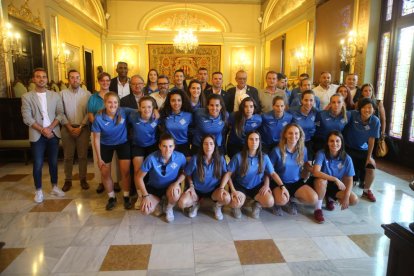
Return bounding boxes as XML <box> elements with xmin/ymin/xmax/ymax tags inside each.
<box><xmin>96</xmin><ymin>183</ymin><xmax>105</xmax><ymax>194</ymax></box>
<box><xmin>106</xmin><ymin>197</ymin><xmax>117</xmax><ymax>210</ymax></box>
<box><xmin>114</xmin><ymin>182</ymin><xmax>121</xmax><ymax>193</ymax></box>
<box><xmin>123</xmin><ymin>196</ymin><xmax>132</xmax><ymax>210</ymax></box>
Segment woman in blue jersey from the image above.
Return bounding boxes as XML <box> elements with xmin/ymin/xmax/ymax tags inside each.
<box><xmin>260</xmin><ymin>96</ymin><xmax>293</xmax><ymax>154</ymax></box>
<box><xmin>288</xmin><ymin>90</ymin><xmax>318</xmax><ymax>160</ymax></box>
<box><xmin>313</xmin><ymin>93</ymin><xmax>350</xmax><ymax>152</ymax></box>
<box><xmin>312</xmin><ymin>130</ymin><xmax>358</xmax><ymax>223</ymax></box>
<box><xmin>192</xmin><ymin>94</ymin><xmax>228</xmax><ymax>154</ymax></box>
<box><xmin>91</xmin><ymin>92</ymin><xmax>135</xmax><ymax>211</ymax></box>
<box><xmin>160</xmin><ymin>89</ymin><xmax>193</xmax><ymax>158</ymax></box>
<box><xmin>127</xmin><ymin>96</ymin><xmax>159</xmax><ymax>209</ymax></box>
<box><xmin>227</xmin><ymin>97</ymin><xmax>262</xmax><ymax>158</ymax></box>
<box><xmin>269</xmin><ymin>123</ymin><xmax>317</xmax><ymax>216</ymax></box>
<box><xmin>136</xmin><ymin>133</ymin><xmax>187</xmax><ymax>223</ymax></box>
<box><xmin>344</xmin><ymin>98</ymin><xmax>380</xmax><ymax>202</ymax></box>
<box><xmin>220</xmin><ymin>130</ymin><xmax>285</xmax><ymax>219</ymax></box>
<box><xmin>186</xmin><ymin>79</ymin><xmax>206</xmax><ymax>111</ymax></box>
<box><xmin>179</xmin><ymin>134</ymin><xmax>230</xmax><ymax>220</ymax></box>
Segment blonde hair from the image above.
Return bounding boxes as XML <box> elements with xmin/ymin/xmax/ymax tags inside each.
<box><xmin>100</xmin><ymin>92</ymin><xmax>122</xmax><ymax>125</ymax></box>
<box><xmin>278</xmin><ymin>123</ymin><xmax>306</xmax><ymax>166</ymax></box>
<box><xmin>330</xmin><ymin>93</ymin><xmax>348</xmax><ymax>123</ymax></box>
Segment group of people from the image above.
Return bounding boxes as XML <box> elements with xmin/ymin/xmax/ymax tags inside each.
<box><xmin>21</xmin><ymin>63</ymin><xmax>382</xmax><ymax>224</ymax></box>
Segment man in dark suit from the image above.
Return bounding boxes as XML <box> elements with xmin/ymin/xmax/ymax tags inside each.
<box><xmin>120</xmin><ymin>75</ymin><xmax>145</xmax><ymax>109</ymax></box>
<box><xmin>197</xmin><ymin>67</ymin><xmax>212</xmax><ymax>92</ymax></box>
<box><xmin>225</xmin><ymin>70</ymin><xmax>261</xmax><ymax>113</ymax></box>
<box><xmin>204</xmin><ymin>71</ymin><xmax>226</xmax><ymax>99</ymax></box>
<box><xmin>109</xmin><ymin>61</ymin><xmax>130</xmax><ymax>99</ymax></box>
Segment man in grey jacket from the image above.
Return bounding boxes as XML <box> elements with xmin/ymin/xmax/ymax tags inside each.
<box><xmin>21</xmin><ymin>68</ymin><xmax>66</xmax><ymax>203</ymax></box>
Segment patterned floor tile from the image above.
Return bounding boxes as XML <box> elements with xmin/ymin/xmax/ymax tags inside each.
<box><xmin>0</xmin><ymin>174</ymin><xmax>29</xmax><ymax>182</ymax></box>
<box><xmin>348</xmin><ymin>234</ymin><xmax>390</xmax><ymax>257</ymax></box>
<box><xmin>100</xmin><ymin>244</ymin><xmax>151</xmax><ymax>271</ymax></box>
<box><xmin>30</xmin><ymin>199</ymin><xmax>73</xmax><ymax>212</ymax></box>
<box><xmin>234</xmin><ymin>239</ymin><xmax>285</xmax><ymax>265</ymax></box>
<box><xmin>0</xmin><ymin>248</ymin><xmax>24</xmax><ymax>273</ymax></box>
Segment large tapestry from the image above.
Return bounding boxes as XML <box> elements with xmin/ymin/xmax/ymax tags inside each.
<box><xmin>148</xmin><ymin>44</ymin><xmax>221</xmax><ymax>81</ymax></box>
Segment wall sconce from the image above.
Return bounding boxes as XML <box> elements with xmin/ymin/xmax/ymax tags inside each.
<box><xmin>1</xmin><ymin>22</ymin><xmax>22</xmax><ymax>62</ymax></box>
<box><xmin>339</xmin><ymin>30</ymin><xmax>363</xmax><ymax>73</ymax></box>
<box><xmin>54</xmin><ymin>42</ymin><xmax>70</xmax><ymax>65</ymax></box>
<box><xmin>295</xmin><ymin>47</ymin><xmax>310</xmax><ymax>66</ymax></box>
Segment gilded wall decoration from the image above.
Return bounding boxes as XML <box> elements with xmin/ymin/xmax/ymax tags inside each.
<box><xmin>230</xmin><ymin>47</ymin><xmax>254</xmax><ymax>85</ymax></box>
<box><xmin>148</xmin><ymin>44</ymin><xmax>221</xmax><ymax>81</ymax></box>
<box><xmin>266</xmin><ymin>0</ymin><xmax>307</xmax><ymax>28</ymax></box>
<box><xmin>113</xmin><ymin>44</ymin><xmax>140</xmax><ymax>77</ymax></box>
<box><xmin>63</xmin><ymin>0</ymin><xmax>104</xmax><ymax>27</ymax></box>
<box><xmin>8</xmin><ymin>0</ymin><xmax>43</xmax><ymax>28</ymax></box>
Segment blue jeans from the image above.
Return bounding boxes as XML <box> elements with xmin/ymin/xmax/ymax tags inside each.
<box><xmin>31</xmin><ymin>136</ymin><xmax>59</xmax><ymax>189</ymax></box>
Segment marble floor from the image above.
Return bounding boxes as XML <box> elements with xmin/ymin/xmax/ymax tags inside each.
<box><xmin>0</xmin><ymin>160</ymin><xmax>413</xmax><ymax>275</ymax></box>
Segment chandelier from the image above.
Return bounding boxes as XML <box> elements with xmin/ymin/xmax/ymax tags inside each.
<box><xmin>173</xmin><ymin>28</ymin><xmax>198</xmax><ymax>53</ymax></box>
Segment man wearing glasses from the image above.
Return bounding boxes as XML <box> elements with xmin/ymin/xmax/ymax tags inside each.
<box><xmin>120</xmin><ymin>75</ymin><xmax>145</xmax><ymax>109</ymax></box>
<box><xmin>150</xmin><ymin>75</ymin><xmax>170</xmax><ymax>109</ymax></box>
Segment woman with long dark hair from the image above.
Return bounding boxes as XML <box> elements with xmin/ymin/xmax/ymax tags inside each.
<box><xmin>178</xmin><ymin>134</ymin><xmax>230</xmax><ymax>220</ymax></box>
<box><xmin>226</xmin><ymin>97</ymin><xmax>262</xmax><ymax>158</ymax></box>
<box><xmin>312</xmin><ymin>130</ymin><xmax>358</xmax><ymax>223</ymax></box>
<box><xmin>160</xmin><ymin>89</ymin><xmax>193</xmax><ymax>158</ymax></box>
<box><xmin>220</xmin><ymin>130</ymin><xmax>285</xmax><ymax>219</ymax></box>
<box><xmin>186</xmin><ymin>79</ymin><xmax>206</xmax><ymax>111</ymax></box>
<box><xmin>144</xmin><ymin>69</ymin><xmax>159</xmax><ymax>95</ymax></box>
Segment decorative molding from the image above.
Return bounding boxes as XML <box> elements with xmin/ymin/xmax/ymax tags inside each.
<box><xmin>151</xmin><ymin>12</ymin><xmax>221</xmax><ymax>32</ymax></box>
<box><xmin>7</xmin><ymin>0</ymin><xmax>43</xmax><ymax>28</ymax></box>
<box><xmin>263</xmin><ymin>0</ymin><xmax>308</xmax><ymax>30</ymax></box>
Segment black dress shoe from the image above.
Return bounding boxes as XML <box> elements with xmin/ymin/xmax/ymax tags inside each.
<box><xmin>96</xmin><ymin>183</ymin><xmax>105</xmax><ymax>194</ymax></box>
<box><xmin>80</xmin><ymin>179</ymin><xmax>90</xmax><ymax>190</ymax></box>
<box><xmin>123</xmin><ymin>196</ymin><xmax>132</xmax><ymax>210</ymax></box>
<box><xmin>62</xmin><ymin>181</ymin><xmax>72</xmax><ymax>192</ymax></box>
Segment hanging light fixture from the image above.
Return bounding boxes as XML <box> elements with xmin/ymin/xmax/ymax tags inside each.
<box><xmin>173</xmin><ymin>3</ymin><xmax>198</xmax><ymax>53</ymax></box>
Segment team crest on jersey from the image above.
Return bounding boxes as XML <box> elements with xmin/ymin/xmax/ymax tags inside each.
<box><xmin>120</xmin><ymin>118</ymin><xmax>125</xmax><ymax>124</ymax></box>
<box><xmin>104</xmin><ymin>122</ymin><xmax>110</xmax><ymax>126</ymax></box>
<box><xmin>179</xmin><ymin>119</ymin><xmax>186</xmax><ymax>125</ymax></box>
<box><xmin>282</xmin><ymin>121</ymin><xmax>288</xmax><ymax>126</ymax></box>
<box><xmin>218</xmin><ymin>121</ymin><xmax>223</xmax><ymax>125</ymax></box>
<box><xmin>171</xmin><ymin>162</ymin><xmax>178</xmax><ymax>169</ymax></box>
<box><xmin>337</xmin><ymin>162</ymin><xmax>343</xmax><ymax>170</ymax></box>
<box><xmin>341</xmin><ymin>118</ymin><xmax>346</xmax><ymax>124</ymax></box>
<box><xmin>311</xmin><ymin>116</ymin><xmax>315</xmax><ymax>121</ymax></box>
<box><xmin>151</xmin><ymin>122</ymin><xmax>157</xmax><ymax>128</ymax></box>
<box><xmin>364</xmin><ymin>125</ymin><xmax>370</xmax><ymax>130</ymax></box>
<box><xmin>251</xmin><ymin>122</ymin><xmax>257</xmax><ymax>128</ymax></box>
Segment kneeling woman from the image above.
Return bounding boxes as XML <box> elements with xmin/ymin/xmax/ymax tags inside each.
<box><xmin>312</xmin><ymin>130</ymin><xmax>358</xmax><ymax>223</ymax></box>
<box><xmin>136</xmin><ymin>133</ymin><xmax>187</xmax><ymax>222</ymax></box>
<box><xmin>220</xmin><ymin>130</ymin><xmax>285</xmax><ymax>219</ymax></box>
<box><xmin>92</xmin><ymin>92</ymin><xmax>134</xmax><ymax>210</ymax></box>
<box><xmin>178</xmin><ymin>135</ymin><xmax>230</xmax><ymax>220</ymax></box>
<box><xmin>269</xmin><ymin>123</ymin><xmax>317</xmax><ymax>215</ymax></box>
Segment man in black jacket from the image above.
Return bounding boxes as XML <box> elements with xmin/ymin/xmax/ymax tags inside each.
<box><xmin>109</xmin><ymin>62</ymin><xmax>130</xmax><ymax>99</ymax></box>
<box><xmin>120</xmin><ymin>75</ymin><xmax>145</xmax><ymax>109</ymax></box>
<box><xmin>225</xmin><ymin>70</ymin><xmax>261</xmax><ymax>113</ymax></box>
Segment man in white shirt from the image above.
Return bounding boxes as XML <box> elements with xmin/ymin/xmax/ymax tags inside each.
<box><xmin>60</xmin><ymin>70</ymin><xmax>91</xmax><ymax>192</ymax></box>
<box><xmin>225</xmin><ymin>70</ymin><xmax>261</xmax><ymax>113</ymax></box>
<box><xmin>109</xmin><ymin>62</ymin><xmax>130</xmax><ymax>98</ymax></box>
<box><xmin>313</xmin><ymin>71</ymin><xmax>338</xmax><ymax>109</ymax></box>
<box><xmin>21</xmin><ymin>68</ymin><xmax>66</xmax><ymax>203</ymax></box>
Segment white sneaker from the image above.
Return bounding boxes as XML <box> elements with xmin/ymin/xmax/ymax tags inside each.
<box><xmin>252</xmin><ymin>202</ymin><xmax>262</xmax><ymax>219</ymax></box>
<box><xmin>213</xmin><ymin>203</ymin><xmax>223</xmax><ymax>221</ymax></box>
<box><xmin>188</xmin><ymin>202</ymin><xmax>200</xmax><ymax>218</ymax></box>
<box><xmin>34</xmin><ymin>190</ymin><xmax>44</xmax><ymax>203</ymax></box>
<box><xmin>165</xmin><ymin>207</ymin><xmax>174</xmax><ymax>222</ymax></box>
<box><xmin>273</xmin><ymin>205</ymin><xmax>283</xmax><ymax>216</ymax></box>
<box><xmin>233</xmin><ymin>208</ymin><xmax>242</xmax><ymax>219</ymax></box>
<box><xmin>51</xmin><ymin>186</ymin><xmax>65</xmax><ymax>197</ymax></box>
